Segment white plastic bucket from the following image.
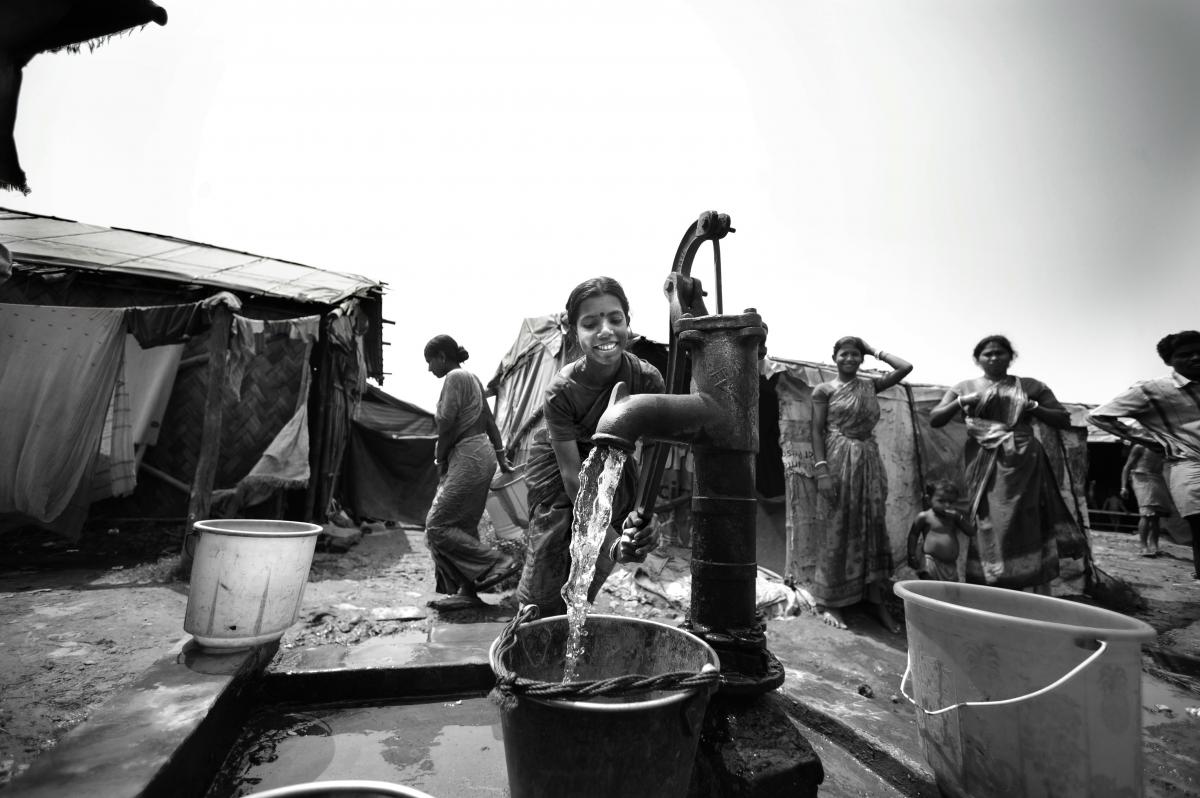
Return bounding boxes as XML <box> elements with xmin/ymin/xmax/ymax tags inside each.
<box><xmin>184</xmin><ymin>519</ymin><xmax>322</xmax><ymax>650</ymax></box>
<box><xmin>895</xmin><ymin>580</ymin><xmax>1156</xmax><ymax>798</ymax></box>
<box><xmin>486</xmin><ymin>462</ymin><xmax>528</xmax><ymax>541</ymax></box>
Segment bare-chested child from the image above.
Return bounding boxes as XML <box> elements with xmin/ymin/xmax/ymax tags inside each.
<box><xmin>906</xmin><ymin>481</ymin><xmax>975</xmax><ymax>581</ymax></box>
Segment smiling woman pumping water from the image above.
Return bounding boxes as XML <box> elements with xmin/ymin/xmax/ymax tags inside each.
<box><xmin>516</xmin><ymin>277</ymin><xmax>664</xmax><ymax>617</ymax></box>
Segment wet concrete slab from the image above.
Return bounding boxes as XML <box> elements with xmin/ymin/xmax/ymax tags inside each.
<box><xmin>5</xmin><ymin>640</ymin><xmax>277</xmax><ymax>798</ymax></box>
<box><xmin>770</xmin><ymin>612</ymin><xmax>941</xmax><ymax>797</ymax></box>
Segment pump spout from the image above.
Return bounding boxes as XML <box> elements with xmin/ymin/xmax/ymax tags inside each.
<box><xmin>589</xmin><ymin>310</ymin><xmax>782</xmax><ymax>694</ymax></box>
<box><xmin>592</xmin><ymin>386</ymin><xmax>723</xmax><ymax>453</ymax></box>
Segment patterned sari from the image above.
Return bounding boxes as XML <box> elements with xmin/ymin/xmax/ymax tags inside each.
<box><xmin>963</xmin><ymin>376</ymin><xmax>1076</xmax><ymax>588</ymax></box>
<box><xmin>814</xmin><ymin>379</ymin><xmax>893</xmax><ymax>608</ymax></box>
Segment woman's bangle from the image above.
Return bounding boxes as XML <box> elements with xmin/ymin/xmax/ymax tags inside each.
<box><xmin>956</xmin><ymin>396</ymin><xmax>967</xmax><ymax>411</ymax></box>
<box><xmin>813</xmin><ymin>460</ymin><xmax>828</xmax><ymax>468</ymax></box>
<box><xmin>876</xmin><ymin>350</ymin><xmax>887</xmax><ymax>361</ymax></box>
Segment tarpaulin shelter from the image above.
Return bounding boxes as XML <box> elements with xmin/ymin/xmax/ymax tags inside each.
<box><xmin>1</xmin><ymin>0</ymin><xmax>168</xmax><ymax>194</ymax></box>
<box><xmin>339</xmin><ymin>384</ymin><xmax>439</xmax><ymax>527</ymax></box>
<box><xmin>489</xmin><ymin>314</ymin><xmax>1099</xmax><ymax>593</ymax></box>
<box><xmin>0</xmin><ymin>207</ymin><xmax>384</xmax><ymax>541</ymax></box>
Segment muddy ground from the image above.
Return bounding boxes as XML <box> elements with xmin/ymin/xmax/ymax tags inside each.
<box><xmin>1</xmin><ymin>520</ymin><xmax>1197</xmax><ymax>790</ymax></box>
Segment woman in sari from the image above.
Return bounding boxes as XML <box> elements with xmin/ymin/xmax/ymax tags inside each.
<box><xmin>424</xmin><ymin>335</ymin><xmax>520</xmax><ymax>611</ymax></box>
<box><xmin>929</xmin><ymin>335</ymin><xmax>1079</xmax><ymax>593</ymax></box>
<box><xmin>516</xmin><ymin>277</ymin><xmax>663</xmax><ymax>617</ymax></box>
<box><xmin>811</xmin><ymin>336</ymin><xmax>912</xmax><ymax>631</ymax></box>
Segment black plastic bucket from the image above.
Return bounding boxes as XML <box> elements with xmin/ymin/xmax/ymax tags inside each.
<box><xmin>489</xmin><ymin>613</ymin><xmax>720</xmax><ymax>798</ymax></box>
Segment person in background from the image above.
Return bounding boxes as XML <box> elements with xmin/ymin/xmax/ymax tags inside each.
<box><xmin>929</xmin><ymin>335</ymin><xmax>1082</xmax><ymax>594</ymax></box>
<box><xmin>516</xmin><ymin>277</ymin><xmax>662</xmax><ymax>617</ymax></box>
<box><xmin>811</xmin><ymin>336</ymin><xmax>913</xmax><ymax>632</ymax></box>
<box><xmin>907</xmin><ymin>480</ymin><xmax>975</xmax><ymax>581</ymax></box>
<box><xmin>1090</xmin><ymin>330</ymin><xmax>1200</xmax><ymax>580</ymax></box>
<box><xmin>423</xmin><ymin>335</ymin><xmax>520</xmax><ymax>611</ymax></box>
<box><xmin>1101</xmin><ymin>492</ymin><xmax>1128</xmax><ymax>514</ymax></box>
<box><xmin>1121</xmin><ymin>443</ymin><xmax>1173</xmax><ymax>557</ymax></box>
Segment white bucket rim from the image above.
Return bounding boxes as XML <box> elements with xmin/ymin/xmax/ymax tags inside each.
<box><xmin>194</xmin><ymin>519</ymin><xmax>323</xmax><ymax>539</ymax></box>
<box><xmin>244</xmin><ymin>779</ymin><xmax>437</xmax><ymax>798</ymax></box>
<box><xmin>894</xmin><ymin>579</ymin><xmax>1156</xmax><ymax>642</ymax></box>
<box><xmin>488</xmin><ymin>613</ymin><xmax>720</xmax><ymax>712</ymax></box>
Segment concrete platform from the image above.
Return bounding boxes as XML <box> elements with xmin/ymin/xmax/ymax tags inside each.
<box><xmin>7</xmin><ymin>562</ymin><xmax>1199</xmax><ymax>797</ymax></box>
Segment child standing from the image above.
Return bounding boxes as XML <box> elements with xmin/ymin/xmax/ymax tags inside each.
<box><xmin>1121</xmin><ymin>443</ymin><xmax>1173</xmax><ymax>556</ymax></box>
<box><xmin>907</xmin><ymin>480</ymin><xmax>975</xmax><ymax>581</ymax></box>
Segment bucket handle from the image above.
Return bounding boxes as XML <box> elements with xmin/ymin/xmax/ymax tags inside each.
<box><xmin>899</xmin><ymin>639</ymin><xmax>1108</xmax><ymax>716</ymax></box>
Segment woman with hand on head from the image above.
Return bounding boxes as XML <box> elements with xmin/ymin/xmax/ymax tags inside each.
<box><xmin>516</xmin><ymin>277</ymin><xmax>664</xmax><ymax>617</ymax></box>
<box><xmin>423</xmin><ymin>335</ymin><xmax>519</xmax><ymax>611</ymax></box>
<box><xmin>929</xmin><ymin>334</ymin><xmax>1081</xmax><ymax>594</ymax></box>
<box><xmin>811</xmin><ymin>336</ymin><xmax>912</xmax><ymax>632</ymax></box>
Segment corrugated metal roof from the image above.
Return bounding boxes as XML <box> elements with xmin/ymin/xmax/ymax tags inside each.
<box><xmin>0</xmin><ymin>208</ymin><xmax>380</xmax><ymax>305</ymax></box>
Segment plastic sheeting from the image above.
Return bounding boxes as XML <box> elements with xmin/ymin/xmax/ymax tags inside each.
<box><xmin>340</xmin><ymin>385</ymin><xmax>438</xmax><ymax>526</ymax></box>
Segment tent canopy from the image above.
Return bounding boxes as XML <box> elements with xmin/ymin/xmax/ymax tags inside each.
<box><xmin>0</xmin><ymin>208</ymin><xmax>379</xmax><ymax>305</ymax></box>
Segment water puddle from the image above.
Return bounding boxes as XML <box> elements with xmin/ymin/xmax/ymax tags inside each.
<box><xmin>206</xmin><ymin>696</ymin><xmax>506</xmax><ymax>797</ymax></box>
<box><xmin>561</xmin><ymin>446</ymin><xmax>626</xmax><ymax>683</ymax></box>
<box><xmin>1140</xmin><ymin>670</ymin><xmax>1199</xmax><ymax>728</ymax></box>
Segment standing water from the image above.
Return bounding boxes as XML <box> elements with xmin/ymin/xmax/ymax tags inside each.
<box><xmin>560</xmin><ymin>445</ymin><xmax>628</xmax><ymax>683</ymax></box>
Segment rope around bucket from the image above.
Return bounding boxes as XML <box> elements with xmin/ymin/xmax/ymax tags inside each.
<box><xmin>490</xmin><ymin>606</ymin><xmax>721</xmax><ymax>710</ymax></box>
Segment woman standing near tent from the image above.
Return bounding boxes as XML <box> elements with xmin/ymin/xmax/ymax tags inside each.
<box><xmin>423</xmin><ymin>335</ymin><xmax>520</xmax><ymax>611</ymax></box>
<box><xmin>811</xmin><ymin>336</ymin><xmax>912</xmax><ymax>632</ymax></box>
<box><xmin>517</xmin><ymin>277</ymin><xmax>663</xmax><ymax>617</ymax></box>
<box><xmin>929</xmin><ymin>334</ymin><xmax>1082</xmax><ymax>593</ymax></box>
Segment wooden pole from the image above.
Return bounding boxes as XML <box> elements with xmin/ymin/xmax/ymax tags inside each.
<box><xmin>181</xmin><ymin>304</ymin><xmax>232</xmax><ymax>570</ymax></box>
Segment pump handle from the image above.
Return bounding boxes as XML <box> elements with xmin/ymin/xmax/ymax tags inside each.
<box><xmin>630</xmin><ymin>212</ymin><xmax>735</xmax><ymax>534</ymax></box>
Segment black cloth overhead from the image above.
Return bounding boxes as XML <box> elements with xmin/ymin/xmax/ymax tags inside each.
<box><xmin>340</xmin><ymin>385</ymin><xmax>439</xmax><ymax>526</ymax></box>
<box><xmin>0</xmin><ymin>0</ymin><xmax>168</xmax><ymax>193</ymax></box>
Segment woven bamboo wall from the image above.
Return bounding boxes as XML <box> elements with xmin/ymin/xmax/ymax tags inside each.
<box><xmin>143</xmin><ymin>325</ymin><xmax>306</xmax><ymax>493</ymax></box>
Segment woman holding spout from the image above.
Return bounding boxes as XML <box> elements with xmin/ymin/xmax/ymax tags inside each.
<box><xmin>811</xmin><ymin>336</ymin><xmax>912</xmax><ymax>632</ymax></box>
<box><xmin>517</xmin><ymin>277</ymin><xmax>663</xmax><ymax>617</ymax></box>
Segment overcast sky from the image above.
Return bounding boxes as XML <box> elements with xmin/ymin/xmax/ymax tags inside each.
<box><xmin>7</xmin><ymin>0</ymin><xmax>1200</xmax><ymax>412</ymax></box>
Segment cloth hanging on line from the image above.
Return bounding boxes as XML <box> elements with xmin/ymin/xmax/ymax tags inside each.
<box><xmin>0</xmin><ymin>297</ymin><xmax>225</xmax><ymax>538</ymax></box>
<box><xmin>211</xmin><ymin>314</ymin><xmax>321</xmax><ymax>514</ymax></box>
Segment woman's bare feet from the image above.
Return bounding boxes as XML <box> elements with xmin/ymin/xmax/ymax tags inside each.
<box><xmin>818</xmin><ymin>607</ymin><xmax>847</xmax><ymax>629</ymax></box>
<box><xmin>875</xmin><ymin>602</ymin><xmax>902</xmax><ymax>634</ymax></box>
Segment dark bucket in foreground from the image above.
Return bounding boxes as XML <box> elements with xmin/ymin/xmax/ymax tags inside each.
<box><xmin>488</xmin><ymin>613</ymin><xmax>720</xmax><ymax>798</ymax></box>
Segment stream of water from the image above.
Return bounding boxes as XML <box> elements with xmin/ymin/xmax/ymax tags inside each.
<box><xmin>560</xmin><ymin>445</ymin><xmax>628</xmax><ymax>683</ymax></box>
